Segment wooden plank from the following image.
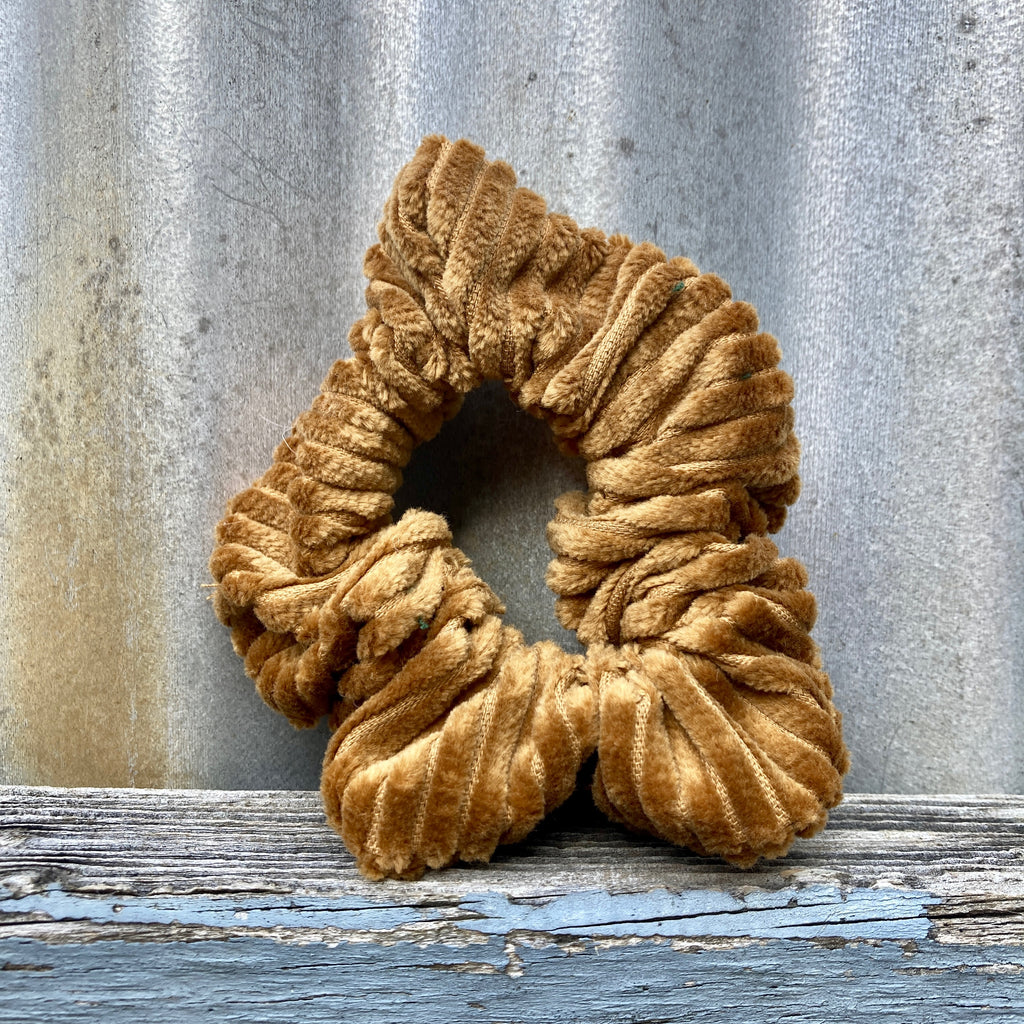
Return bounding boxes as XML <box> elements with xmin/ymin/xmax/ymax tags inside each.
<box><xmin>1</xmin><ymin>787</ymin><xmax>1022</xmax><ymax>1022</ymax></box>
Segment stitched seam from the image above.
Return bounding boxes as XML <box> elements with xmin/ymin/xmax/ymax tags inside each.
<box><xmin>411</xmin><ymin>731</ymin><xmax>443</xmax><ymax>851</ymax></box>
<box><xmin>531</xmin><ymin>749</ymin><xmax>546</xmax><ymax>807</ymax></box>
<box><xmin>735</xmin><ymin>690</ymin><xmax>832</xmax><ymax>763</ymax></box>
<box><xmin>465</xmin><ymin>184</ymin><xmax>518</xmax><ymax>339</ymax></box>
<box><xmin>365</xmin><ymin>775</ymin><xmax>388</xmax><ymax>860</ymax></box>
<box><xmin>554</xmin><ymin>670</ymin><xmax>582</xmax><ymax>775</ymax></box>
<box><xmin>692</xmin><ymin>682</ymin><xmax>786</xmax><ymax>827</ymax></box>
<box><xmin>455</xmin><ymin>684</ymin><xmax>500</xmax><ymax>846</ymax></box>
<box><xmin>630</xmin><ymin>689</ymin><xmax>651</xmax><ymax>817</ymax></box>
<box><xmin>448</xmin><ymin>160</ymin><xmax>489</xmax><ymax>267</ymax></box>
<box><xmin>501</xmin><ymin>652</ymin><xmax>542</xmax><ymax>837</ymax></box>
<box><xmin>426</xmin><ymin>138</ymin><xmax>453</xmax><ymax>193</ymax></box>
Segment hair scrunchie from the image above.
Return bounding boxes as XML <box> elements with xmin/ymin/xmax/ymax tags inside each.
<box><xmin>210</xmin><ymin>135</ymin><xmax>850</xmax><ymax>879</ymax></box>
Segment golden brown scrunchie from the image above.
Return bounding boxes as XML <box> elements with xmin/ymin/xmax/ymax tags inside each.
<box><xmin>210</xmin><ymin>135</ymin><xmax>850</xmax><ymax>879</ymax></box>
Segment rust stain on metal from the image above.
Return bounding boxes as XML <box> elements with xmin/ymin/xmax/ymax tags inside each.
<box><xmin>7</xmin><ymin>233</ymin><xmax>171</xmax><ymax>787</ymax></box>
<box><xmin>3</xmin><ymin>8</ymin><xmax>170</xmax><ymax>787</ymax></box>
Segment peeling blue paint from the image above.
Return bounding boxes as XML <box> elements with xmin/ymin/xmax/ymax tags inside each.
<box><xmin>2</xmin><ymin>882</ymin><xmax>1019</xmax><ymax>1021</ymax></box>
<box><xmin>0</xmin><ymin>884</ymin><xmax>940</xmax><ymax>942</ymax></box>
<box><xmin>460</xmin><ymin>885</ymin><xmax>940</xmax><ymax>940</ymax></box>
<box><xmin>0</xmin><ymin>885</ymin><xmax>433</xmax><ymax>933</ymax></box>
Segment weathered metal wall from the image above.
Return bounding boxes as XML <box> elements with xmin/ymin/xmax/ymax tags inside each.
<box><xmin>1</xmin><ymin>0</ymin><xmax>1021</xmax><ymax>793</ymax></box>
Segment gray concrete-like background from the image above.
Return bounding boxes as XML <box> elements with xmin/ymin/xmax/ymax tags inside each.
<box><xmin>1</xmin><ymin>1</ymin><xmax>1021</xmax><ymax>793</ymax></box>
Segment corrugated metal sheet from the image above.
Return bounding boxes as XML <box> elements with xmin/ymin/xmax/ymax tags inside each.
<box><xmin>1</xmin><ymin>0</ymin><xmax>1021</xmax><ymax>793</ymax></box>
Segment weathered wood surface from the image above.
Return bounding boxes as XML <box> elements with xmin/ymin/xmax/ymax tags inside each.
<box><xmin>1</xmin><ymin>788</ymin><xmax>1022</xmax><ymax>1022</ymax></box>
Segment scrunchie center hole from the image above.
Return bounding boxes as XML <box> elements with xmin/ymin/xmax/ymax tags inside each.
<box><xmin>392</xmin><ymin>380</ymin><xmax>587</xmax><ymax>653</ymax></box>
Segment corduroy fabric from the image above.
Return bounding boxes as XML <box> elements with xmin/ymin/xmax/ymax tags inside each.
<box><xmin>210</xmin><ymin>135</ymin><xmax>849</xmax><ymax>879</ymax></box>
